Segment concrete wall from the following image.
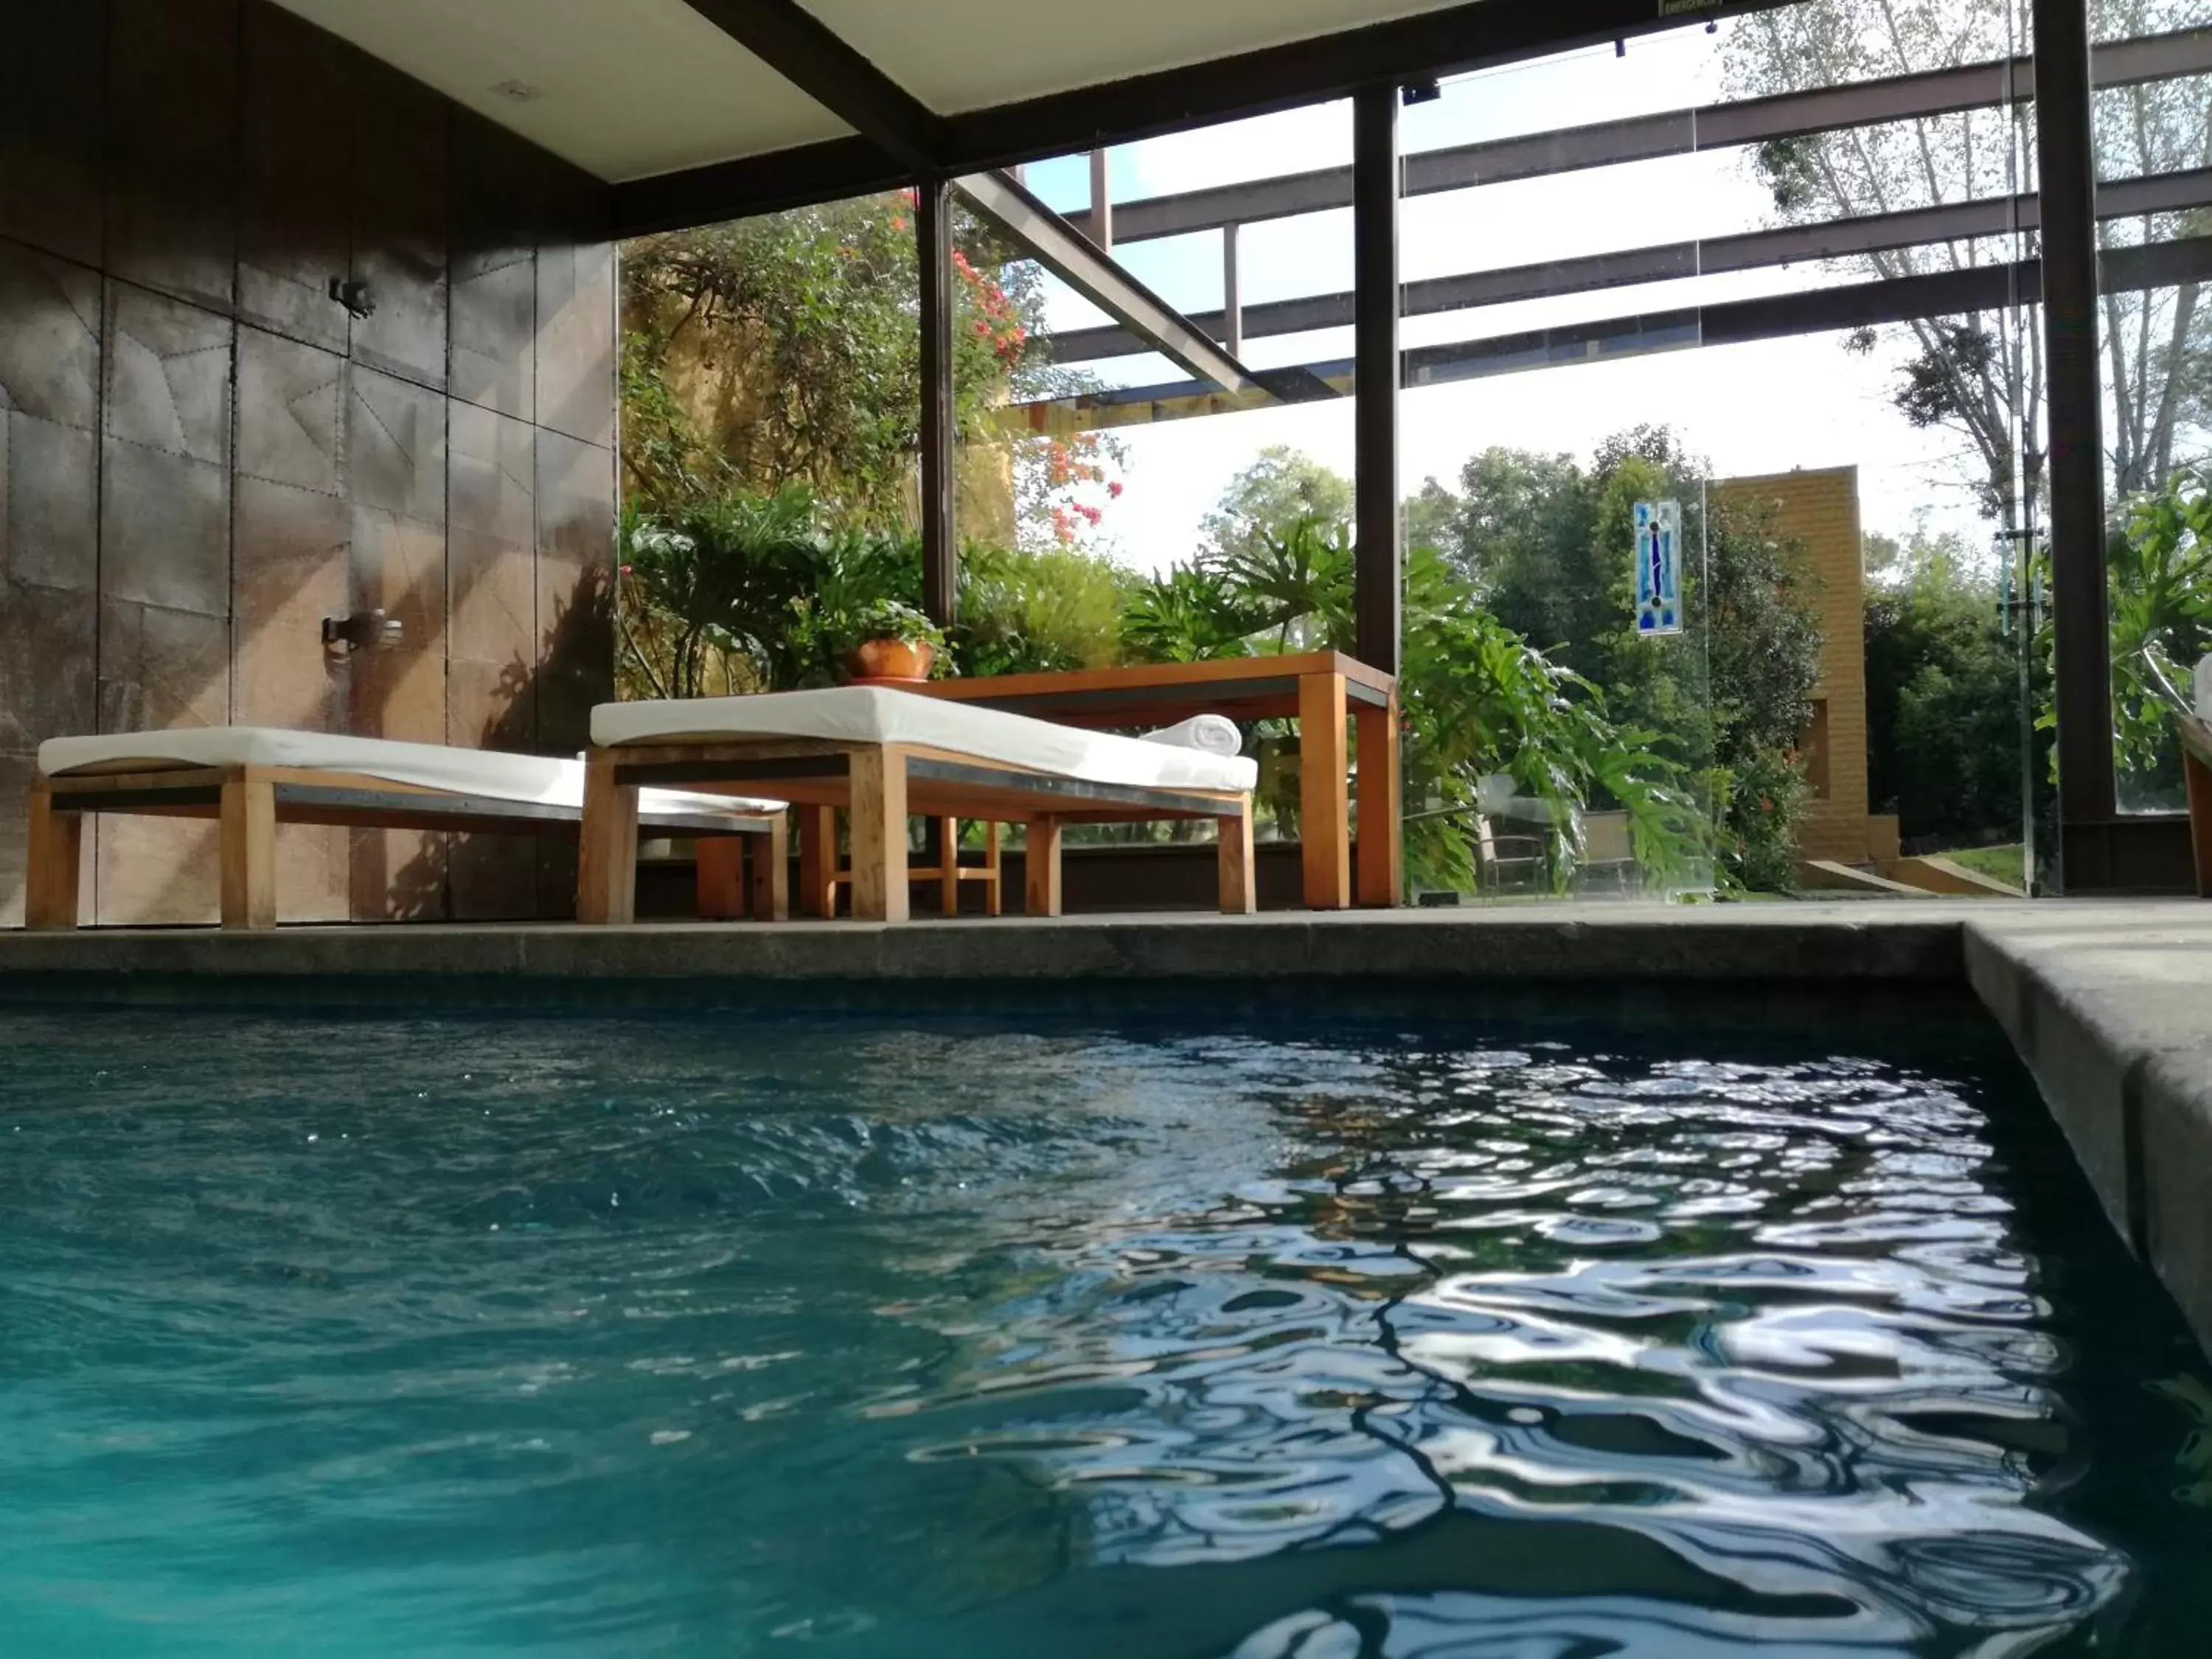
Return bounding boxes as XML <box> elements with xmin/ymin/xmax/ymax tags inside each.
<box><xmin>0</xmin><ymin>0</ymin><xmax>617</xmax><ymax>925</ymax></box>
<box><xmin>1710</xmin><ymin>465</ymin><xmax>1878</xmax><ymax>863</ymax></box>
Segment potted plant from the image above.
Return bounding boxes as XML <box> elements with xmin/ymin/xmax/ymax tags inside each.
<box><xmin>839</xmin><ymin>599</ymin><xmax>950</xmax><ymax>684</ymax></box>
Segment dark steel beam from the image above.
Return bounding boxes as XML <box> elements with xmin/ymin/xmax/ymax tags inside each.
<box><xmin>1062</xmin><ymin>25</ymin><xmax>2212</xmax><ymax>248</ymax></box>
<box><xmin>612</xmin><ymin>0</ymin><xmax>1803</xmax><ymax>234</ymax></box>
<box><xmin>918</xmin><ymin>179</ymin><xmax>956</xmax><ymax>627</ymax></box>
<box><xmin>2037</xmin><ymin>0</ymin><xmax>2116</xmax><ymax>852</ymax></box>
<box><xmin>1006</xmin><ymin>234</ymin><xmax>2212</xmax><ymax>428</ymax></box>
<box><xmin>1043</xmin><ymin>166</ymin><xmax>2212</xmax><ymax>365</ymax></box>
<box><xmin>679</xmin><ymin>0</ymin><xmax>944</xmax><ymax>173</ymax></box>
<box><xmin>953</xmin><ymin>169</ymin><xmax>1260</xmax><ymax>393</ymax></box>
<box><xmin>1354</xmin><ymin>85</ymin><xmax>1400</xmax><ymax>679</ymax></box>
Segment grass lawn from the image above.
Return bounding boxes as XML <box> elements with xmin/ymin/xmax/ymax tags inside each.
<box><xmin>1936</xmin><ymin>843</ymin><xmax>2027</xmax><ymax>890</ymax></box>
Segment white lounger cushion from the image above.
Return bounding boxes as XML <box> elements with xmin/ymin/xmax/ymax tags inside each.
<box><xmin>593</xmin><ymin>686</ymin><xmax>1260</xmax><ymax>793</ymax></box>
<box><xmin>38</xmin><ymin>727</ymin><xmax>773</xmax><ymax>821</ymax></box>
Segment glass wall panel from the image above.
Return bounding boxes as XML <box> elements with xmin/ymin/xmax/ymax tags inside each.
<box><xmin>2095</xmin><ymin>10</ymin><xmax>2212</xmax><ymax>814</ymax></box>
<box><xmin>1397</xmin><ymin>0</ymin><xmax>2043</xmax><ymax>900</ymax></box>
<box><xmin>956</xmin><ymin>114</ymin><xmax>1360</xmax><ymax>883</ymax></box>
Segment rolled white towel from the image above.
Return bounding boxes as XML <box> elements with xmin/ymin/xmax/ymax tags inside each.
<box><xmin>2197</xmin><ymin>653</ymin><xmax>2211</xmax><ymax>720</ymax></box>
<box><xmin>1141</xmin><ymin>714</ymin><xmax>1242</xmax><ymax>757</ymax></box>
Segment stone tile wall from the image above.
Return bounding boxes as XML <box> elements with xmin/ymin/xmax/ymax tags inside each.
<box><xmin>0</xmin><ymin>0</ymin><xmax>616</xmax><ymax>925</ymax></box>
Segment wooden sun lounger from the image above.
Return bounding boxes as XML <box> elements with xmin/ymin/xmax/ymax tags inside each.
<box><xmin>27</xmin><ymin>762</ymin><xmax>785</xmax><ymax>931</ymax></box>
<box><xmin>580</xmin><ymin>738</ymin><xmax>1253</xmax><ymax>924</ymax></box>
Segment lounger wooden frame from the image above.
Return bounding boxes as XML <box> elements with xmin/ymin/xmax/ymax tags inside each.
<box><xmin>26</xmin><ymin>763</ymin><xmax>785</xmax><ymax>931</ymax></box>
<box><xmin>580</xmin><ymin>738</ymin><xmax>1256</xmax><ymax>924</ymax></box>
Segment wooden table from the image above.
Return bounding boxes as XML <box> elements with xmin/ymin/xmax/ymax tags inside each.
<box><xmin>909</xmin><ymin>650</ymin><xmax>1401</xmax><ymax>911</ymax></box>
<box><xmin>2183</xmin><ymin>714</ymin><xmax>2212</xmax><ymax>897</ymax></box>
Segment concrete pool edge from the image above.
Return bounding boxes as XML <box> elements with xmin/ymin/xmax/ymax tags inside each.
<box><xmin>0</xmin><ymin>902</ymin><xmax>1969</xmax><ymax>984</ymax></box>
<box><xmin>1961</xmin><ymin>909</ymin><xmax>2212</xmax><ymax>1359</ymax></box>
<box><xmin>3</xmin><ymin>900</ymin><xmax>2208</xmax><ymax>1350</ymax></box>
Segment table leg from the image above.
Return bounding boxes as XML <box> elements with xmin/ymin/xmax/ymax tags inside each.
<box><xmin>24</xmin><ymin>783</ymin><xmax>83</xmax><ymax>931</ymax></box>
<box><xmin>578</xmin><ymin>759</ymin><xmax>639</xmax><ymax>925</ymax></box>
<box><xmin>1217</xmin><ymin>802</ymin><xmax>1256</xmax><ymax>915</ymax></box>
<box><xmin>849</xmin><ymin>747</ymin><xmax>909</xmax><ymax>923</ymax></box>
<box><xmin>1298</xmin><ymin>672</ymin><xmax>1351</xmax><ymax>909</ymax></box>
<box><xmin>796</xmin><ymin>804</ymin><xmax>838</xmax><ymax>918</ymax></box>
<box><xmin>1354</xmin><ymin>690</ymin><xmax>1402</xmax><ymax>907</ymax></box>
<box><xmin>983</xmin><ymin>821</ymin><xmax>1003</xmax><ymax>917</ymax></box>
<box><xmin>751</xmin><ymin>813</ymin><xmax>790</xmax><ymax>922</ymax></box>
<box><xmin>1026</xmin><ymin>817</ymin><xmax>1063</xmax><ymax>917</ymax></box>
<box><xmin>938</xmin><ymin>816</ymin><xmax>961</xmax><ymax>917</ymax></box>
<box><xmin>218</xmin><ymin>776</ymin><xmax>278</xmax><ymax>931</ymax></box>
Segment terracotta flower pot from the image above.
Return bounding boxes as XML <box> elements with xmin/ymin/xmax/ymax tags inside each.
<box><xmin>847</xmin><ymin>637</ymin><xmax>935</xmax><ymax>682</ymax></box>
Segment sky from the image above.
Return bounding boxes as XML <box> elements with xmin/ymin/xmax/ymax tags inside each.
<box><xmin>1008</xmin><ymin>18</ymin><xmax>2024</xmax><ymax>575</ymax></box>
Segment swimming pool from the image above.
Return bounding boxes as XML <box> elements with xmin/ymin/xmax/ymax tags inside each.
<box><xmin>2</xmin><ymin>1000</ymin><xmax>2208</xmax><ymax>1655</ymax></box>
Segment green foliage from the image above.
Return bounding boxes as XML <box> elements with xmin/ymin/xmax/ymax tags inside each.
<box><xmin>1119</xmin><ymin>566</ymin><xmax>1269</xmax><ymax>664</ymax></box>
<box><xmin>955</xmin><ymin>545</ymin><xmax>1131</xmax><ymax>678</ymax></box>
<box><xmin>1122</xmin><ymin>476</ymin><xmax>1710</xmax><ymax>893</ymax></box>
<box><xmin>1197</xmin><ymin>448</ymin><xmax>1355</xmax><ymax>570</ymax></box>
<box><xmin>1399</xmin><ymin>604</ymin><xmax>1708</xmax><ymax>895</ymax></box>
<box><xmin>1863</xmin><ymin>531</ymin><xmax>2036</xmax><ymax>846</ymax></box>
<box><xmin>619</xmin><ymin>484</ymin><xmax>1130</xmax><ymax>695</ymax></box>
<box><xmin>620</xmin><ymin>194</ymin><xmax>1119</xmax><ymax>538</ymax></box>
<box><xmin>835</xmin><ymin>598</ymin><xmax>947</xmax><ymax>655</ymax></box>
<box><xmin>2109</xmin><ymin>468</ymin><xmax>2212</xmax><ymax>804</ymax></box>
<box><xmin>1422</xmin><ymin>428</ymin><xmax>1826</xmax><ymax>891</ymax></box>
<box><xmin>616</xmin><ymin>488</ymin><xmax>826</xmax><ymax>698</ymax></box>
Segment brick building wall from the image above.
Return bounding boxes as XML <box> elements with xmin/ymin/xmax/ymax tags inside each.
<box><xmin>1710</xmin><ymin>466</ymin><xmax>1889</xmax><ymax>864</ymax></box>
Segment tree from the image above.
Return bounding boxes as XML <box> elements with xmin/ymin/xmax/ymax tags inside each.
<box><xmin>1863</xmin><ymin>530</ymin><xmax>2035</xmax><ymax>846</ymax></box>
<box><xmin>1416</xmin><ymin>425</ymin><xmax>1827</xmax><ymax>891</ymax></box>
<box><xmin>1197</xmin><ymin>448</ymin><xmax>1355</xmax><ymax>568</ymax></box>
<box><xmin>1725</xmin><ymin>0</ymin><xmax>2212</xmax><ymax>515</ymax></box>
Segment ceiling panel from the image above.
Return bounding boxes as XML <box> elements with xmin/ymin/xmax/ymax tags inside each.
<box><xmin>274</xmin><ymin>0</ymin><xmax>1481</xmax><ymax>184</ymax></box>
<box><xmin>270</xmin><ymin>0</ymin><xmax>852</xmax><ymax>181</ymax></box>
<box><xmin>807</xmin><ymin>0</ymin><xmax>1474</xmax><ymax>115</ymax></box>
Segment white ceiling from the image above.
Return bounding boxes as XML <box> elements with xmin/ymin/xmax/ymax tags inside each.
<box><xmin>274</xmin><ymin>0</ymin><xmax>1473</xmax><ymax>184</ymax></box>
<box><xmin>271</xmin><ymin>0</ymin><xmax>851</xmax><ymax>182</ymax></box>
<box><xmin>810</xmin><ymin>0</ymin><xmax>1471</xmax><ymax>115</ymax></box>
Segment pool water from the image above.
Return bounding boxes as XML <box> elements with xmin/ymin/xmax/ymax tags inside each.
<box><xmin>2</xmin><ymin>1001</ymin><xmax>2210</xmax><ymax>1657</ymax></box>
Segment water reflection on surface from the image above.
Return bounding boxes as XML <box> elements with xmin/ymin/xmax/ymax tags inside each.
<box><xmin>0</xmin><ymin>1010</ymin><xmax>2206</xmax><ymax>1657</ymax></box>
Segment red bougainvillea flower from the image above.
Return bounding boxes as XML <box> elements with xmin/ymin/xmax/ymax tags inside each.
<box><xmin>1107</xmin><ymin>480</ymin><xmax>1124</xmax><ymax>498</ymax></box>
<box><xmin>888</xmin><ymin>215</ymin><xmax>907</xmax><ymax>232</ymax></box>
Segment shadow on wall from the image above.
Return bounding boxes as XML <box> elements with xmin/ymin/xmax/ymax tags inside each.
<box><xmin>381</xmin><ymin>566</ymin><xmax>614</xmax><ymax>922</ymax></box>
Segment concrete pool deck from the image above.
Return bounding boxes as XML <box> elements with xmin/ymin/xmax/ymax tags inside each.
<box><xmin>3</xmin><ymin>899</ymin><xmax>2208</xmax><ymax>1351</ymax></box>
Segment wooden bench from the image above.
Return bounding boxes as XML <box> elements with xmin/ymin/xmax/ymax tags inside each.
<box><xmin>581</xmin><ymin>690</ymin><xmax>1257</xmax><ymax>925</ymax></box>
<box><xmin>582</xmin><ymin>740</ymin><xmax>1251</xmax><ymax>924</ymax></box>
<box><xmin>29</xmin><ymin>735</ymin><xmax>782</xmax><ymax>931</ymax></box>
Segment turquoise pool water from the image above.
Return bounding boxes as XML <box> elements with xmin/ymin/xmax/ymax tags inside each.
<box><xmin>2</xmin><ymin>1001</ymin><xmax>2209</xmax><ymax>1656</ymax></box>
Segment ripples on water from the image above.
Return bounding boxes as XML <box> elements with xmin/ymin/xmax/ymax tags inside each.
<box><xmin>1</xmin><ymin>1004</ymin><xmax>2208</xmax><ymax>1658</ymax></box>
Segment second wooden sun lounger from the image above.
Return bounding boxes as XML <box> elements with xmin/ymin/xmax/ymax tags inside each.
<box><xmin>581</xmin><ymin>687</ymin><xmax>1259</xmax><ymax>924</ymax></box>
<box><xmin>29</xmin><ymin>728</ymin><xmax>785</xmax><ymax>931</ymax></box>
